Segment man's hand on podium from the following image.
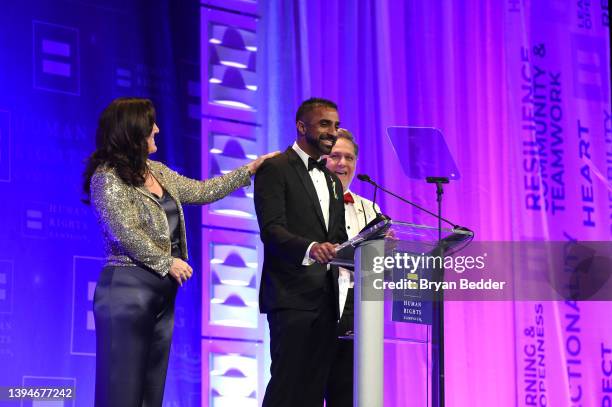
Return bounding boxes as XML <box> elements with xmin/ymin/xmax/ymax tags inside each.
<box><xmin>309</xmin><ymin>242</ymin><xmax>339</xmax><ymax>264</ymax></box>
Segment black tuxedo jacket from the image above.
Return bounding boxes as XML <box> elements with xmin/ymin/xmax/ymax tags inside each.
<box><xmin>254</xmin><ymin>147</ymin><xmax>348</xmax><ymax>315</ymax></box>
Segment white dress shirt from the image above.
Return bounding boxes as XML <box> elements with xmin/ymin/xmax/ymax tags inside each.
<box><xmin>291</xmin><ymin>142</ymin><xmax>330</xmax><ymax>265</ymax></box>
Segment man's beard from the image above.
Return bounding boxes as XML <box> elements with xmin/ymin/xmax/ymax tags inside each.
<box><xmin>307</xmin><ymin>133</ymin><xmax>336</xmax><ymax>155</ymax></box>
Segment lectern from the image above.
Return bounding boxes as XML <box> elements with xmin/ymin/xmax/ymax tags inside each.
<box><xmin>334</xmin><ymin>220</ymin><xmax>473</xmax><ymax>407</ymax></box>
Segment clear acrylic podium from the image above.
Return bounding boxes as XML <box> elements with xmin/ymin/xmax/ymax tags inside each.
<box><xmin>333</xmin><ymin>220</ymin><xmax>473</xmax><ymax>407</ymax></box>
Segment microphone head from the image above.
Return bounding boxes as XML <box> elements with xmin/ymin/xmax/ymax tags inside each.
<box><xmin>357</xmin><ymin>174</ymin><xmax>371</xmax><ymax>182</ymax></box>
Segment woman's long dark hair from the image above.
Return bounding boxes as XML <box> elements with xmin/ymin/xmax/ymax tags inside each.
<box><xmin>82</xmin><ymin>97</ymin><xmax>156</xmax><ymax>204</ymax></box>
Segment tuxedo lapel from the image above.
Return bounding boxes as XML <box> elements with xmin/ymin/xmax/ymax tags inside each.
<box><xmin>287</xmin><ymin>148</ymin><xmax>327</xmax><ymax>232</ymax></box>
<box><xmin>323</xmin><ymin>168</ymin><xmax>338</xmax><ymax>235</ymax></box>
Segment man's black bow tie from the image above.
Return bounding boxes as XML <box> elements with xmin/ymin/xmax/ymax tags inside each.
<box><xmin>308</xmin><ymin>157</ymin><xmax>327</xmax><ymax>172</ymax></box>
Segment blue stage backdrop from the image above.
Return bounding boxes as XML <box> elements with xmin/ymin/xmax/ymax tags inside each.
<box><xmin>0</xmin><ymin>0</ymin><xmax>202</xmax><ymax>405</ymax></box>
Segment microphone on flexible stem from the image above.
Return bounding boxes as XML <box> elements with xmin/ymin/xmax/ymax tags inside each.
<box><xmin>356</xmin><ymin>173</ymin><xmax>471</xmax><ymax>236</ymax></box>
<box><xmin>356</xmin><ymin>174</ymin><xmax>390</xmax><ymax>230</ymax></box>
<box><xmin>356</xmin><ymin>174</ymin><xmax>373</xmax><ymax>182</ymax></box>
<box><xmin>357</xmin><ymin>174</ymin><xmax>377</xmax><ymax>214</ymax></box>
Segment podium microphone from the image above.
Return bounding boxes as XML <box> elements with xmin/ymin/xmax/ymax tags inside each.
<box><xmin>356</xmin><ymin>174</ymin><xmax>390</xmax><ymax>230</ymax></box>
<box><xmin>356</xmin><ymin>173</ymin><xmax>468</xmax><ymax>233</ymax></box>
<box><xmin>357</xmin><ymin>174</ymin><xmax>381</xmax><ymax>216</ymax></box>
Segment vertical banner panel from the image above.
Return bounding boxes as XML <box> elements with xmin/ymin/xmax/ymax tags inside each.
<box><xmin>200</xmin><ymin>2</ymin><xmax>264</xmax><ymax>404</ymax></box>
<box><xmin>505</xmin><ymin>1</ymin><xmax>611</xmax><ymax>406</ymax></box>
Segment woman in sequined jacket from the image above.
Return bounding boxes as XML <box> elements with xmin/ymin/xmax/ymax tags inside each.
<box><xmin>83</xmin><ymin>97</ymin><xmax>277</xmax><ymax>407</ymax></box>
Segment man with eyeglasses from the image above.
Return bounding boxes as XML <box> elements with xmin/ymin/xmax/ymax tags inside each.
<box><xmin>325</xmin><ymin>129</ymin><xmax>380</xmax><ymax>407</ymax></box>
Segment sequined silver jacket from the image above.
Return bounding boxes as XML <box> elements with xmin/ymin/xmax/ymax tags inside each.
<box><xmin>90</xmin><ymin>160</ymin><xmax>251</xmax><ymax>276</ymax></box>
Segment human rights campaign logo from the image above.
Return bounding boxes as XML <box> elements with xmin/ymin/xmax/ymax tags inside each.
<box><xmin>33</xmin><ymin>21</ymin><xmax>80</xmax><ymax>95</ymax></box>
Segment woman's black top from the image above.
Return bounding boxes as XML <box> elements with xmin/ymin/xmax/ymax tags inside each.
<box><xmin>154</xmin><ymin>190</ymin><xmax>182</xmax><ymax>258</ymax></box>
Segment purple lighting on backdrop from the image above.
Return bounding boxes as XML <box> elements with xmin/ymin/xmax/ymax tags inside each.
<box><xmin>260</xmin><ymin>0</ymin><xmax>610</xmax><ymax>405</ymax></box>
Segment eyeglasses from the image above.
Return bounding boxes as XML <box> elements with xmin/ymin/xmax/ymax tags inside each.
<box><xmin>328</xmin><ymin>153</ymin><xmax>355</xmax><ymax>162</ymax></box>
